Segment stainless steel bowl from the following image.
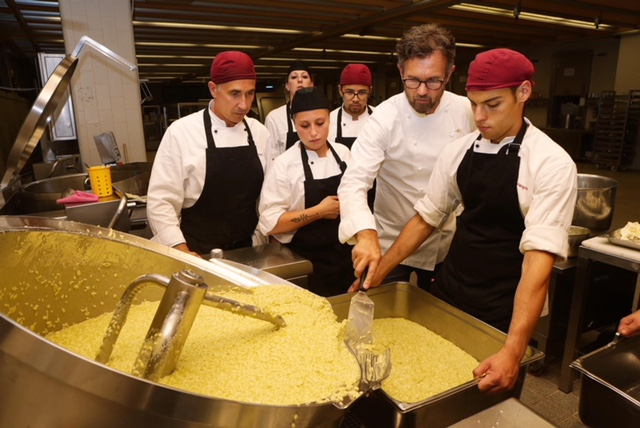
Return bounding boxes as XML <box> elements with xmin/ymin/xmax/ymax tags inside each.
<box><xmin>568</xmin><ymin>225</ymin><xmax>591</xmax><ymax>257</ymax></box>
<box><xmin>573</xmin><ymin>174</ymin><xmax>619</xmax><ymax>236</ymax></box>
<box><xmin>0</xmin><ymin>216</ymin><xmax>349</xmax><ymax>428</ymax></box>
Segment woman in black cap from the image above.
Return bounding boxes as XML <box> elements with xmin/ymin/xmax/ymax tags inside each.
<box><xmin>259</xmin><ymin>87</ymin><xmax>354</xmax><ymax>297</ymax></box>
<box><xmin>265</xmin><ymin>61</ymin><xmax>314</xmax><ymax>160</ymax></box>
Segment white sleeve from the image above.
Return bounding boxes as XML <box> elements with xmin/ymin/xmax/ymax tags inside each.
<box><xmin>147</xmin><ymin>128</ymin><xmax>188</xmax><ymax>248</ymax></box>
<box><xmin>520</xmin><ymin>158</ymin><xmax>577</xmax><ymax>259</ymax></box>
<box><xmin>337</xmin><ymin>113</ymin><xmax>386</xmax><ymax>244</ymax></box>
<box><xmin>414</xmin><ymin>144</ymin><xmax>463</xmax><ymax>228</ymax></box>
<box><xmin>258</xmin><ymin>155</ymin><xmax>298</xmax><ymax>244</ymax></box>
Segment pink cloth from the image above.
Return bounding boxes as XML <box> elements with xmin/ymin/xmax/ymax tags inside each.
<box><xmin>56</xmin><ymin>190</ymin><xmax>99</xmax><ymax>206</ymax></box>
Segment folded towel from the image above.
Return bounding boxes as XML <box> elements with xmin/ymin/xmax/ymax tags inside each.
<box><xmin>56</xmin><ymin>190</ymin><xmax>99</xmax><ymax>206</ymax></box>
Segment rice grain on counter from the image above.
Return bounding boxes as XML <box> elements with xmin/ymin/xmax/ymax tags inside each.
<box><xmin>46</xmin><ymin>285</ymin><xmax>361</xmax><ymax>406</ymax></box>
<box><xmin>374</xmin><ymin>317</ymin><xmax>479</xmax><ymax>403</ymax></box>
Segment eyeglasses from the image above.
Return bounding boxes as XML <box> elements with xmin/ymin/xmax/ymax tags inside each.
<box><xmin>343</xmin><ymin>90</ymin><xmax>370</xmax><ymax>99</ymax></box>
<box><xmin>402</xmin><ymin>78</ymin><xmax>446</xmax><ymax>90</ymax></box>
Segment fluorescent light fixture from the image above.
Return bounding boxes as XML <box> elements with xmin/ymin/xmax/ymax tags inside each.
<box><xmin>293</xmin><ymin>47</ymin><xmax>390</xmax><ymax>56</ymax></box>
<box><xmin>341</xmin><ymin>32</ymin><xmax>484</xmax><ymax>48</ymax></box>
<box><xmin>450</xmin><ymin>3</ymin><xmax>615</xmax><ymax>30</ymax></box>
<box><xmin>136</xmin><ymin>42</ymin><xmax>261</xmax><ymax>49</ymax></box>
<box><xmin>133</xmin><ymin>20</ymin><xmax>304</xmax><ymax>34</ymax></box>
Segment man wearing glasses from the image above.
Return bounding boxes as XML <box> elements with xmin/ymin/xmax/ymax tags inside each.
<box><xmin>329</xmin><ymin>64</ymin><xmax>375</xmax><ymax>148</ymax></box>
<box><xmin>338</xmin><ymin>23</ymin><xmax>475</xmax><ymax>291</ymax></box>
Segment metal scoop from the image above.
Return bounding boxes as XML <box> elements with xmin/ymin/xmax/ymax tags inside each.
<box><xmin>344</xmin><ymin>267</ymin><xmax>391</xmax><ymax>391</ymax></box>
<box><xmin>346</xmin><ymin>267</ymin><xmax>374</xmax><ymax>345</ymax></box>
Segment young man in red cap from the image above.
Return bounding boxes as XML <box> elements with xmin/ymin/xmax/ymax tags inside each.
<box><xmin>265</xmin><ymin>61</ymin><xmax>314</xmax><ymax>160</ymax></box>
<box><xmin>363</xmin><ymin>48</ymin><xmax>577</xmax><ymax>393</ymax></box>
<box><xmin>328</xmin><ymin>64</ymin><xmax>375</xmax><ymax>148</ymax></box>
<box><xmin>147</xmin><ymin>51</ymin><xmax>271</xmax><ymax>257</ymax></box>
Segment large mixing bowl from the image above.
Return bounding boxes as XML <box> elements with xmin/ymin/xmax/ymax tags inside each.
<box><xmin>0</xmin><ymin>216</ymin><xmax>349</xmax><ymax>428</ymax></box>
<box><xmin>573</xmin><ymin>174</ymin><xmax>619</xmax><ymax>236</ymax></box>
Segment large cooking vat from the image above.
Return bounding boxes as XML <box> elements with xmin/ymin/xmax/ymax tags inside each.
<box><xmin>0</xmin><ymin>216</ymin><xmax>349</xmax><ymax>428</ymax></box>
<box><xmin>328</xmin><ymin>285</ymin><xmax>543</xmax><ymax>428</ymax></box>
<box><xmin>570</xmin><ymin>335</ymin><xmax>640</xmax><ymax>428</ymax></box>
<box><xmin>573</xmin><ymin>173</ymin><xmax>618</xmax><ymax>236</ymax></box>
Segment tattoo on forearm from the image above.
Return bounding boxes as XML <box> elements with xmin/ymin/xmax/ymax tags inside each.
<box><xmin>291</xmin><ymin>213</ymin><xmax>310</xmax><ymax>223</ymax></box>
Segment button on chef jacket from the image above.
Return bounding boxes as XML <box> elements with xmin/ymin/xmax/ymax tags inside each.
<box><xmin>147</xmin><ymin>100</ymin><xmax>272</xmax><ymax>249</ymax></box>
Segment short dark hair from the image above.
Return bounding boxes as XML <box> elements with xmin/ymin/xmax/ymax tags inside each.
<box><xmin>395</xmin><ymin>23</ymin><xmax>456</xmax><ymax>72</ymax></box>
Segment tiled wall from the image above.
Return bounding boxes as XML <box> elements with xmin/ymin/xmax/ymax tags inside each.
<box><xmin>59</xmin><ymin>0</ymin><xmax>146</xmax><ymax>167</ymax></box>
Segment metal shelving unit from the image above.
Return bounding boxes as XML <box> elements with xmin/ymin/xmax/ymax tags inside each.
<box><xmin>592</xmin><ymin>90</ymin><xmax>640</xmax><ymax>171</ymax></box>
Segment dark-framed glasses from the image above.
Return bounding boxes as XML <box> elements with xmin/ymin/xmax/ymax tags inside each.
<box><xmin>402</xmin><ymin>78</ymin><xmax>445</xmax><ymax>90</ymax></box>
<box><xmin>343</xmin><ymin>89</ymin><xmax>370</xmax><ymax>99</ymax></box>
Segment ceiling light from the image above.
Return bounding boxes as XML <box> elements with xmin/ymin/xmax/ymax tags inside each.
<box><xmin>133</xmin><ymin>20</ymin><xmax>304</xmax><ymax>34</ymax></box>
<box><xmin>450</xmin><ymin>3</ymin><xmax>615</xmax><ymax>30</ymax></box>
<box><xmin>135</xmin><ymin>42</ymin><xmax>262</xmax><ymax>49</ymax></box>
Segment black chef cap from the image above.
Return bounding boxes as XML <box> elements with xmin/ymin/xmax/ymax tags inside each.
<box><xmin>290</xmin><ymin>87</ymin><xmax>330</xmax><ymax>116</ymax></box>
<box><xmin>287</xmin><ymin>61</ymin><xmax>312</xmax><ymax>77</ymax></box>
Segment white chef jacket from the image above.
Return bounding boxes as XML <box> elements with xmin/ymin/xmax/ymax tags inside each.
<box><xmin>328</xmin><ymin>105</ymin><xmax>375</xmax><ymax>143</ymax></box>
<box><xmin>414</xmin><ymin>119</ymin><xmax>577</xmax><ymax>261</ymax></box>
<box><xmin>147</xmin><ymin>101</ymin><xmax>271</xmax><ymax>248</ymax></box>
<box><xmin>338</xmin><ymin>91</ymin><xmax>475</xmax><ymax>270</ymax></box>
<box><xmin>259</xmin><ymin>141</ymin><xmax>352</xmax><ymax>244</ymax></box>
<box><xmin>265</xmin><ymin>104</ymin><xmax>294</xmax><ymax>160</ymax></box>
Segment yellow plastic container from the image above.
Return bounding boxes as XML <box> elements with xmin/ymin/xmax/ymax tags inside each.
<box><xmin>88</xmin><ymin>166</ymin><xmax>113</xmax><ymax>197</ymax></box>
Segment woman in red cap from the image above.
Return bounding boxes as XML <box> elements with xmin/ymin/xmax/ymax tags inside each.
<box><xmin>147</xmin><ymin>51</ymin><xmax>271</xmax><ymax>257</ymax></box>
<box><xmin>259</xmin><ymin>87</ymin><xmax>354</xmax><ymax>296</ymax></box>
<box><xmin>264</xmin><ymin>61</ymin><xmax>314</xmax><ymax>160</ymax></box>
<box><xmin>363</xmin><ymin>48</ymin><xmax>577</xmax><ymax>394</ymax></box>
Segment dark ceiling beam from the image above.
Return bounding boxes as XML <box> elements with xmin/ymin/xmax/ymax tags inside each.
<box><xmin>176</xmin><ymin>0</ymin><xmax>458</xmax><ymax>82</ymax></box>
<box><xmin>5</xmin><ymin>0</ymin><xmax>41</xmax><ymax>52</ymax></box>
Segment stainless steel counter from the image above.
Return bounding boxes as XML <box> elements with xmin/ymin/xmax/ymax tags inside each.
<box><xmin>223</xmin><ymin>242</ymin><xmax>313</xmax><ymax>286</ymax></box>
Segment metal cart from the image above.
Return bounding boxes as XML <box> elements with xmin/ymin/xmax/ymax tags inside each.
<box><xmin>592</xmin><ymin>90</ymin><xmax>640</xmax><ymax>171</ymax></box>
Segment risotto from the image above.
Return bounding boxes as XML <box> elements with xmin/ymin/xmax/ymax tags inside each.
<box><xmin>374</xmin><ymin>317</ymin><xmax>479</xmax><ymax>403</ymax></box>
<box><xmin>46</xmin><ymin>284</ymin><xmax>361</xmax><ymax>406</ymax></box>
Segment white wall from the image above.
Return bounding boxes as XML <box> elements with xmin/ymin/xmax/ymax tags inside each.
<box><xmin>59</xmin><ymin>0</ymin><xmax>146</xmax><ymax>168</ymax></box>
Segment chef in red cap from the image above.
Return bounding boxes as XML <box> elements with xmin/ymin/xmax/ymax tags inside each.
<box><xmin>259</xmin><ymin>87</ymin><xmax>354</xmax><ymax>296</ymax></box>
<box><xmin>265</xmin><ymin>61</ymin><xmax>315</xmax><ymax>160</ymax></box>
<box><xmin>328</xmin><ymin>64</ymin><xmax>375</xmax><ymax>148</ymax></box>
<box><xmin>148</xmin><ymin>51</ymin><xmax>271</xmax><ymax>257</ymax></box>
<box><xmin>363</xmin><ymin>48</ymin><xmax>577</xmax><ymax>393</ymax></box>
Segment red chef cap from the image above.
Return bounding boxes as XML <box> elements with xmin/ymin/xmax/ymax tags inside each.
<box><xmin>340</xmin><ymin>64</ymin><xmax>372</xmax><ymax>86</ymax></box>
<box><xmin>466</xmin><ymin>48</ymin><xmax>535</xmax><ymax>91</ymax></box>
<box><xmin>210</xmin><ymin>51</ymin><xmax>256</xmax><ymax>84</ymax></box>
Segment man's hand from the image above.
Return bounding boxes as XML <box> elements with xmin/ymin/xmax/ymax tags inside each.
<box><xmin>619</xmin><ymin>310</ymin><xmax>640</xmax><ymax>337</ymax></box>
<box><xmin>348</xmin><ymin>229</ymin><xmax>381</xmax><ymax>292</ymax></box>
<box><xmin>172</xmin><ymin>243</ymin><xmax>202</xmax><ymax>258</ymax></box>
<box><xmin>473</xmin><ymin>347</ymin><xmax>520</xmax><ymax>394</ymax></box>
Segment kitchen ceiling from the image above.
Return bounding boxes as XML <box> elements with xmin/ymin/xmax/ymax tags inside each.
<box><xmin>1</xmin><ymin>0</ymin><xmax>639</xmax><ymax>85</ymax></box>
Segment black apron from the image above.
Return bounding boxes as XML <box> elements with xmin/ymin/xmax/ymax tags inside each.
<box><xmin>431</xmin><ymin>121</ymin><xmax>528</xmax><ymax>332</ymax></box>
<box><xmin>285</xmin><ymin>142</ymin><xmax>355</xmax><ymax>297</ymax></box>
<box><xmin>285</xmin><ymin>103</ymin><xmax>299</xmax><ymax>150</ymax></box>
<box><xmin>334</xmin><ymin>105</ymin><xmax>373</xmax><ymax>149</ymax></box>
<box><xmin>180</xmin><ymin>110</ymin><xmax>264</xmax><ymax>255</ymax></box>
<box><xmin>335</xmin><ymin>105</ymin><xmax>376</xmax><ymax>210</ymax></box>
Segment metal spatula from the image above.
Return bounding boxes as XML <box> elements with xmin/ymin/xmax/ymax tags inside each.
<box><xmin>346</xmin><ymin>268</ymin><xmax>374</xmax><ymax>345</ymax></box>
